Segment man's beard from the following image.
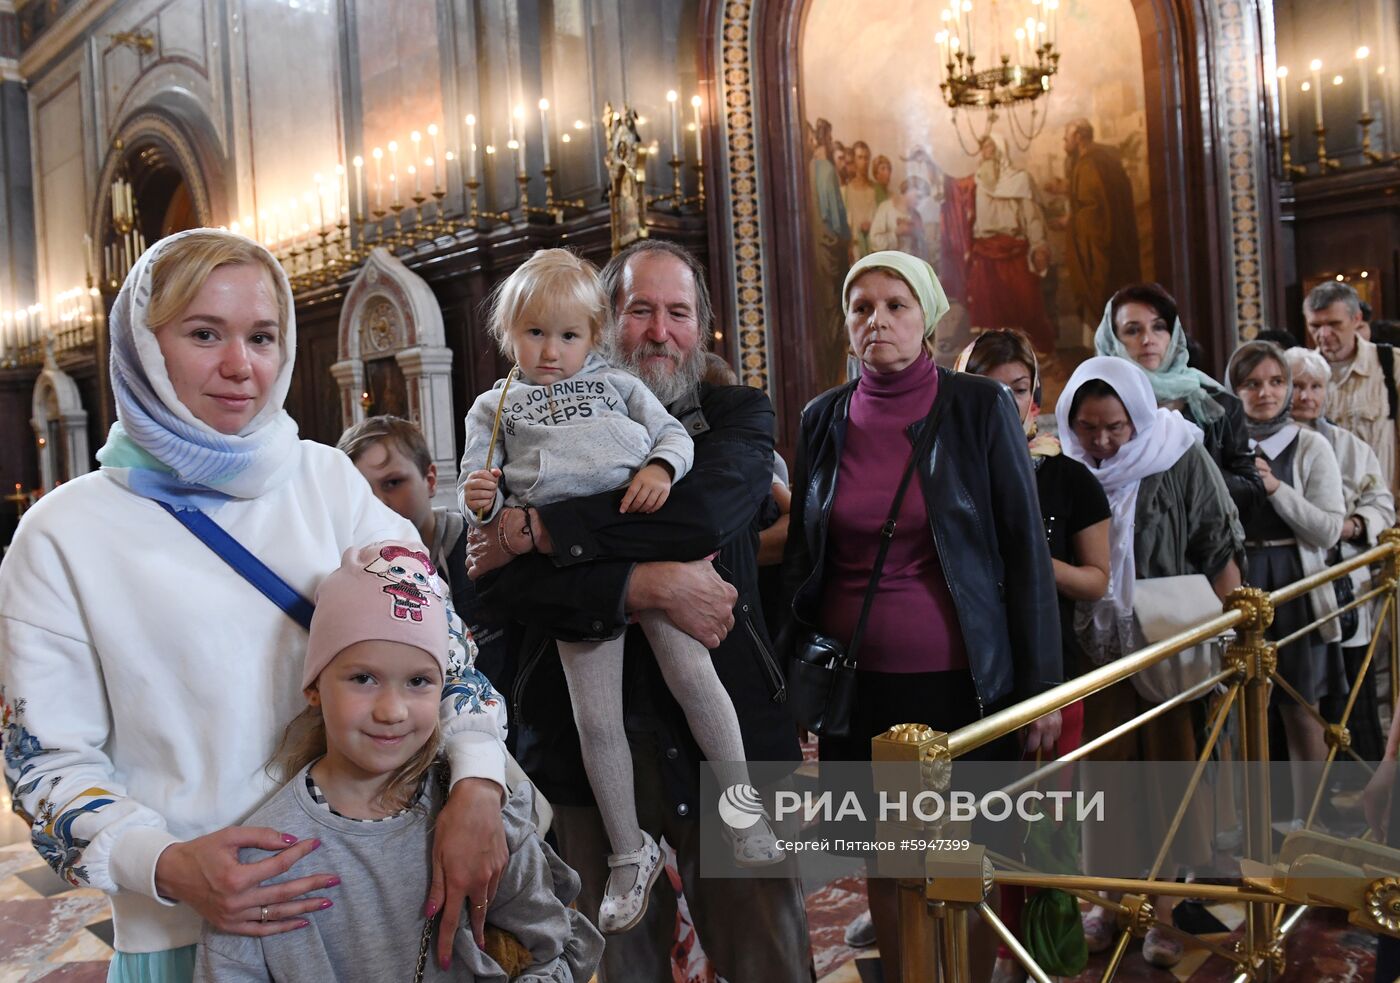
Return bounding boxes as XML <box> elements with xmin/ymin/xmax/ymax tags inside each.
<box><xmin>619</xmin><ymin>339</ymin><xmax>706</xmax><ymax>406</ymax></box>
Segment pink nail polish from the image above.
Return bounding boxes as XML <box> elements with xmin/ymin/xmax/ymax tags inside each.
<box><xmin>319</xmin><ymin>899</ymin><xmax>333</xmax><ymax>910</ymax></box>
<box><xmin>440</xmin><ymin>957</ymin><xmax>451</xmax><ymax>971</ymax></box>
<box><xmin>295</xmin><ymin>920</ymin><xmax>310</xmax><ymax>929</ymax></box>
<box><xmin>325</xmin><ymin>876</ymin><xmax>341</xmax><ymax>888</ymax></box>
<box><xmin>423</xmin><ymin>900</ymin><xmax>440</xmax><ymax>918</ymax></box>
<box><xmin>281</xmin><ymin>834</ymin><xmax>298</xmax><ymax>845</ymax></box>
<box><xmin>308</xmin><ymin>838</ymin><xmax>321</xmax><ymax>850</ymax></box>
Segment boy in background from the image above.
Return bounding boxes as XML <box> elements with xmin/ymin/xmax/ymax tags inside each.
<box><xmin>337</xmin><ymin>415</ymin><xmax>511</xmax><ymax>689</ymax></box>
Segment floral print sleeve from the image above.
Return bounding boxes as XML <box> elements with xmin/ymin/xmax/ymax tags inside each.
<box><xmin>440</xmin><ymin>590</ymin><xmax>509</xmax><ymax>792</ymax></box>
<box><xmin>2</xmin><ymin>623</ymin><xmax>172</xmax><ymax>896</ymax></box>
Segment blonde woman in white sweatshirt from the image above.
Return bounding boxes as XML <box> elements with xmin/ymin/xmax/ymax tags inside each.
<box><xmin>0</xmin><ymin>230</ymin><xmax>509</xmax><ymax>982</ymax></box>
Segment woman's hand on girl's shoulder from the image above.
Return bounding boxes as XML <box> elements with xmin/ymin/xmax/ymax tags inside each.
<box><xmin>427</xmin><ymin>778</ymin><xmax>509</xmax><ymax>969</ymax></box>
<box><xmin>155</xmin><ymin>826</ymin><xmax>336</xmax><ymax>936</ymax></box>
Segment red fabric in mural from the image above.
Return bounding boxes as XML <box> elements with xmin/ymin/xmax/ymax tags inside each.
<box><xmin>966</xmin><ymin>233</ymin><xmax>1055</xmax><ymax>353</ymax></box>
<box><xmin>939</xmin><ymin>175</ymin><xmax>977</xmax><ymax>301</ymax></box>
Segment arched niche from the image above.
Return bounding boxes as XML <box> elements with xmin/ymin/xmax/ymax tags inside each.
<box><xmin>30</xmin><ymin>345</ymin><xmax>90</xmax><ymax>492</ymax></box>
<box><xmin>91</xmin><ymin>109</ymin><xmax>219</xmax><ymax>269</ymax></box>
<box><xmin>333</xmin><ymin>248</ymin><xmax>457</xmax><ymax>505</ymax></box>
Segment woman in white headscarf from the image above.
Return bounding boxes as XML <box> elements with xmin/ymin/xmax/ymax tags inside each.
<box><xmin>1055</xmin><ymin>355</ymin><xmax>1243</xmax><ymax>969</ymax></box>
<box><xmin>1285</xmin><ymin>345</ymin><xmax>1394</xmax><ymax>764</ymax></box>
<box><xmin>0</xmin><ymin>230</ymin><xmax>509</xmax><ymax>982</ymax></box>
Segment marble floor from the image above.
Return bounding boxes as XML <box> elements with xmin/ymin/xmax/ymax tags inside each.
<box><xmin>0</xmin><ymin>796</ymin><xmax>1381</xmax><ymax>983</ymax></box>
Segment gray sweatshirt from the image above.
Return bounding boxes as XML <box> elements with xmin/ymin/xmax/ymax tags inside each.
<box><xmin>195</xmin><ymin>765</ymin><xmax>602</xmax><ymax>983</ymax></box>
<box><xmin>457</xmin><ymin>352</ymin><xmax>694</xmax><ymax>525</ymax></box>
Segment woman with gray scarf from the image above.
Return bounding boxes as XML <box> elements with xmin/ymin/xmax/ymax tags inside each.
<box><xmin>1227</xmin><ymin>340</ymin><xmax>1347</xmax><ymax>824</ymax></box>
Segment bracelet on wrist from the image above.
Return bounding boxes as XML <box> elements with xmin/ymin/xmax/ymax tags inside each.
<box><xmin>497</xmin><ymin>510</ymin><xmax>522</xmax><ymax>557</ymax></box>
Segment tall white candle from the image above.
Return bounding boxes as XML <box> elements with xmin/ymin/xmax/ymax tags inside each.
<box><xmin>352</xmin><ymin>156</ymin><xmax>364</xmax><ymax>221</ymax></box>
<box><xmin>513</xmin><ymin>105</ymin><xmax>526</xmax><ymax>177</ymax></box>
<box><xmin>1276</xmin><ymin>66</ymin><xmax>1290</xmax><ymax>131</ymax></box>
<box><xmin>372</xmin><ymin>148</ymin><xmax>384</xmax><ymax>212</ymax></box>
<box><xmin>465</xmin><ymin>114</ymin><xmax>477</xmax><ymax>181</ymax></box>
<box><xmin>691</xmin><ymin>95</ymin><xmax>703</xmax><ymax>167</ymax></box>
<box><xmin>427</xmin><ymin>124</ymin><xmax>440</xmax><ymax>188</ymax></box>
<box><xmin>410</xmin><ymin>132</ymin><xmax>422</xmax><ymax>194</ymax></box>
<box><xmin>666</xmin><ymin>90</ymin><xmax>680</xmax><ymax>161</ymax></box>
<box><xmin>313</xmin><ymin>175</ymin><xmax>325</xmax><ymax>229</ymax></box>
<box><xmin>1310</xmin><ymin>59</ymin><xmax>1324</xmax><ymax>127</ymax></box>
<box><xmin>1357</xmin><ymin>47</ymin><xmax>1371</xmax><ymax>116</ymax></box>
<box><xmin>388</xmin><ymin>141</ymin><xmax>400</xmax><ymax>205</ymax></box>
<box><xmin>538</xmin><ymin>99</ymin><xmax>551</xmax><ymax>168</ymax></box>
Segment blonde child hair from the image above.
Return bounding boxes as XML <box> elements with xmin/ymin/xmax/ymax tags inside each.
<box><xmin>486</xmin><ymin>248</ymin><xmax>609</xmax><ymax>357</ymax></box>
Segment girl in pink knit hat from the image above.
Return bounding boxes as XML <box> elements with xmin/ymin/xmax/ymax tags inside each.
<box><xmin>195</xmin><ymin>541</ymin><xmax>602</xmax><ymax>982</ymax></box>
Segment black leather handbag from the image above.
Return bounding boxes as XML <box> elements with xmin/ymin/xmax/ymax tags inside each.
<box><xmin>1329</xmin><ymin>544</ymin><xmax>1359</xmax><ymax>641</ymax></box>
<box><xmin>788</xmin><ymin>395</ymin><xmax>944</xmax><ymax>738</ymax></box>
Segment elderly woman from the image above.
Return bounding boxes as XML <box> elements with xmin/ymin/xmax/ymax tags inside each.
<box><xmin>1097</xmin><ymin>283</ymin><xmax>1264</xmax><ymax>519</ymax></box>
<box><xmin>0</xmin><ymin>230</ymin><xmax>509</xmax><ymax>981</ymax></box>
<box><xmin>781</xmin><ymin>250</ymin><xmax>1062</xmax><ymax>982</ymax></box>
<box><xmin>1227</xmin><ymin>340</ymin><xmax>1347</xmax><ymax>824</ymax></box>
<box><xmin>1056</xmin><ymin>356</ymin><xmax>1243</xmax><ymax>968</ymax></box>
<box><xmin>1285</xmin><ymin>345</ymin><xmax>1395</xmax><ymax>764</ymax></box>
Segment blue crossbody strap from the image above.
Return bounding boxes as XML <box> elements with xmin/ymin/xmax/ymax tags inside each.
<box><xmin>159</xmin><ymin>502</ymin><xmax>315</xmax><ymax>630</ymax></box>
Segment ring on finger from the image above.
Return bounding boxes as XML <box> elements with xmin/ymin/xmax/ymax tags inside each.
<box><xmin>260</xmin><ymin>905</ymin><xmax>269</xmax><ymax>923</ymax></box>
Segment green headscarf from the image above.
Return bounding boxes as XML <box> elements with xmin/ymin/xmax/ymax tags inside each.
<box><xmin>842</xmin><ymin>250</ymin><xmax>951</xmax><ymax>338</ymax></box>
<box><xmin>1094</xmin><ymin>297</ymin><xmax>1225</xmax><ymax>424</ymax></box>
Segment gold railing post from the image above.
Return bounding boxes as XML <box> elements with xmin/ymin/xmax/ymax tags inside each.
<box><xmin>1382</xmin><ymin>529</ymin><xmax>1400</xmax><ymax>711</ymax></box>
<box><xmin>873</xmin><ymin>725</ymin><xmax>947</xmax><ymax>979</ymax></box>
<box><xmin>1225</xmin><ymin>586</ymin><xmax>1277</xmax><ymax>979</ymax></box>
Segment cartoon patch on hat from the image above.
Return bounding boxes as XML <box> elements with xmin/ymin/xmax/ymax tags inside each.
<box><xmin>364</xmin><ymin>544</ymin><xmax>440</xmax><ymax>622</ymax></box>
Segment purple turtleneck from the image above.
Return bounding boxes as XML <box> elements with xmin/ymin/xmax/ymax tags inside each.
<box><xmin>818</xmin><ymin>355</ymin><xmax>968</xmax><ymax>673</ymax></box>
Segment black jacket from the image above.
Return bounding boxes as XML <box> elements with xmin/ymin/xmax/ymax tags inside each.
<box><xmin>780</xmin><ymin>366</ymin><xmax>1061</xmax><ymax>711</ymax></box>
<box><xmin>1185</xmin><ymin>390</ymin><xmax>1265</xmax><ymax>523</ymax></box>
<box><xmin>477</xmin><ymin>383</ymin><xmax>800</xmax><ymax>810</ymax></box>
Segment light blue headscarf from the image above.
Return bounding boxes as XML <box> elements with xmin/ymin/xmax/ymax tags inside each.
<box><xmin>1094</xmin><ymin>297</ymin><xmax>1225</xmax><ymax>424</ymax></box>
<box><xmin>96</xmin><ymin>228</ymin><xmax>302</xmax><ymax>508</ymax></box>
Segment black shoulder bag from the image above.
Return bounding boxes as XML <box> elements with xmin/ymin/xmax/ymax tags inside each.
<box><xmin>787</xmin><ymin>393</ymin><xmax>945</xmax><ymax>739</ymax></box>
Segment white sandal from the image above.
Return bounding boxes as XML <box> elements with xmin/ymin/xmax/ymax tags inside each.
<box><xmin>598</xmin><ymin>832</ymin><xmax>664</xmax><ymax>935</ymax></box>
<box><xmin>726</xmin><ymin>816</ymin><xmax>786</xmax><ymax>868</ymax></box>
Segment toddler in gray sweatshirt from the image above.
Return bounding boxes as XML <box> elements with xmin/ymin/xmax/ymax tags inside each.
<box><xmin>457</xmin><ymin>250</ymin><xmax>782</xmax><ymax>937</ymax></box>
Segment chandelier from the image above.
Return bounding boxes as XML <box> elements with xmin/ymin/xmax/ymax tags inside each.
<box><xmin>936</xmin><ymin>0</ymin><xmax>1062</xmax><ymax>149</ymax></box>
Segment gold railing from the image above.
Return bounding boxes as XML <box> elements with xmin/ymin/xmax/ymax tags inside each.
<box><xmin>877</xmin><ymin>528</ymin><xmax>1400</xmax><ymax>981</ymax></box>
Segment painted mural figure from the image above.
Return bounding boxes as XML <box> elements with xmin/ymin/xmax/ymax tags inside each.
<box><xmin>965</xmin><ymin>134</ymin><xmax>1056</xmax><ymax>354</ymax></box>
<box><xmin>841</xmin><ymin>141</ymin><xmax>880</xmax><ymax>260</ymax></box>
<box><xmin>808</xmin><ymin>118</ymin><xmax>852</xmax><ymax>387</ymax></box>
<box><xmin>1052</xmin><ymin>118</ymin><xmax>1141</xmax><ymax>323</ymax></box>
<box><xmin>868</xmin><ymin>175</ymin><xmax>932</xmax><ymax>260</ymax></box>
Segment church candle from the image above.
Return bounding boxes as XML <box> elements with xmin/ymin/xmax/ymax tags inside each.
<box><xmin>1310</xmin><ymin>60</ymin><xmax>1323</xmax><ymax>127</ymax></box>
<box><xmin>1357</xmin><ymin>48</ymin><xmax>1371</xmax><ymax>116</ymax></box>
<box><xmin>692</xmin><ymin>95</ymin><xmax>703</xmax><ymax>168</ymax></box>
<box><xmin>538</xmin><ymin>99</ymin><xmax>551</xmax><ymax>168</ymax></box>
<box><xmin>667</xmin><ymin>90</ymin><xmax>681</xmax><ymax>162</ymax></box>
<box><xmin>465</xmin><ymin>115</ymin><xmax>478</xmax><ymax>182</ymax></box>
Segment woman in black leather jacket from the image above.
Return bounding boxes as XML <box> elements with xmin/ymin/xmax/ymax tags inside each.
<box><xmin>779</xmin><ymin>250</ymin><xmax>1063</xmax><ymax>981</ymax></box>
<box><xmin>1094</xmin><ymin>282</ymin><xmax>1265</xmax><ymax>521</ymax></box>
